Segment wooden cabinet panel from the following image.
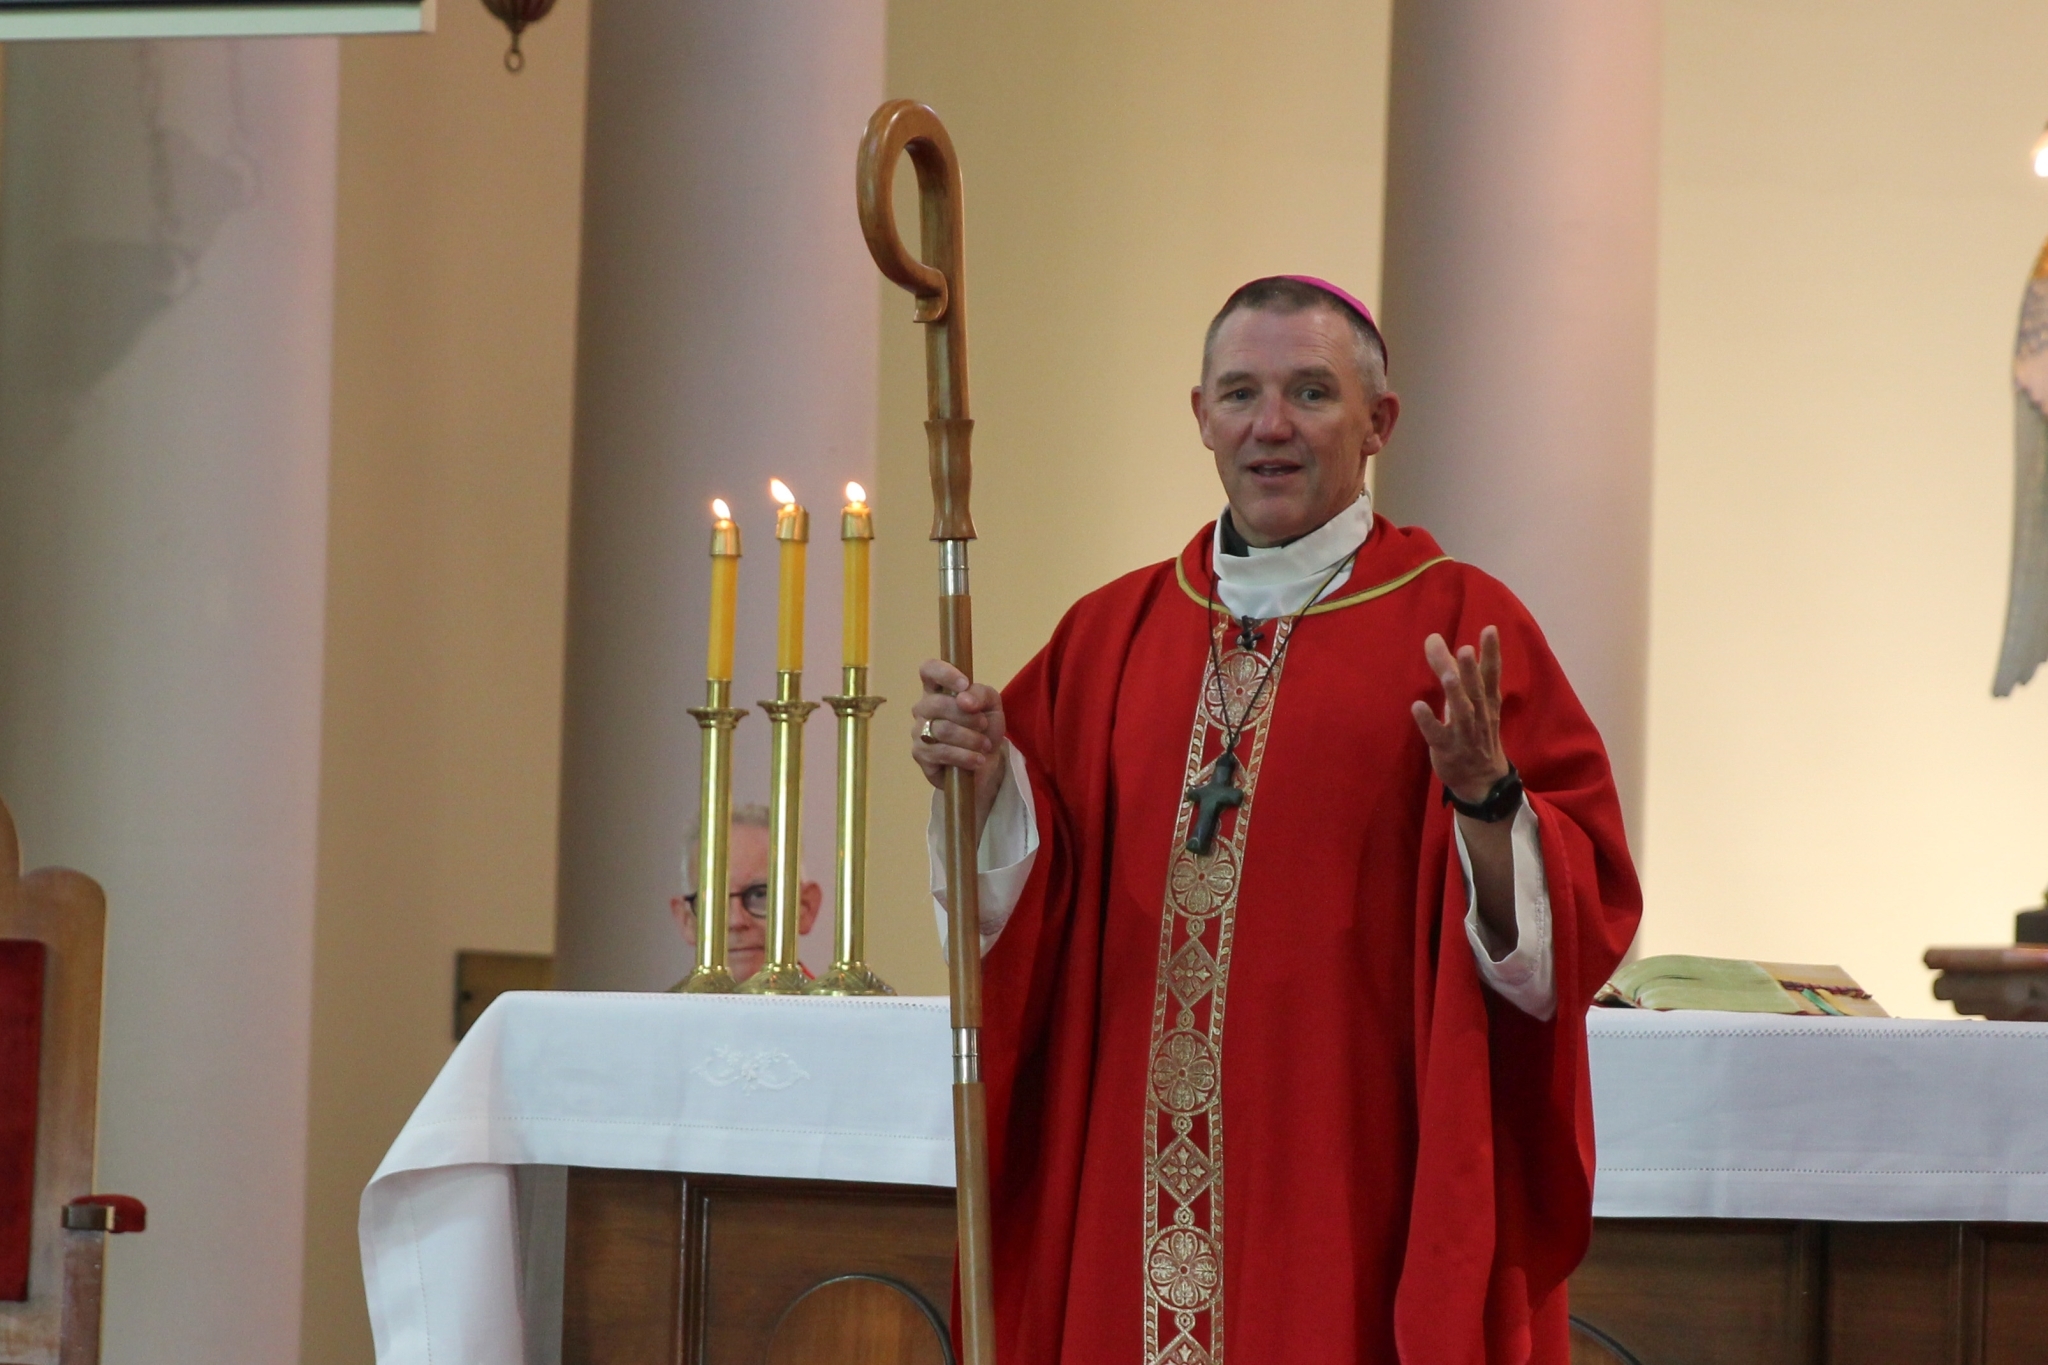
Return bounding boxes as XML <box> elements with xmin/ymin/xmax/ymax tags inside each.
<box><xmin>558</xmin><ymin>1178</ymin><xmax>2048</xmax><ymax>1365</ymax></box>
<box><xmin>690</xmin><ymin>1177</ymin><xmax>954</xmax><ymax>1365</ymax></box>
<box><xmin>1983</xmin><ymin>1227</ymin><xmax>2048</xmax><ymax>1365</ymax></box>
<box><xmin>1826</xmin><ymin>1223</ymin><xmax>1968</xmax><ymax>1364</ymax></box>
<box><xmin>1571</xmin><ymin>1221</ymin><xmax>2048</xmax><ymax>1365</ymax></box>
<box><xmin>762</xmin><ymin>1276</ymin><xmax>950</xmax><ymax>1365</ymax></box>
<box><xmin>561</xmin><ymin>1168</ymin><xmax>953</xmax><ymax>1365</ymax></box>
<box><xmin>1569</xmin><ymin>1220</ymin><xmax>1819</xmax><ymax>1365</ymax></box>
<box><xmin>562</xmin><ymin>1168</ymin><xmax>684</xmax><ymax>1365</ymax></box>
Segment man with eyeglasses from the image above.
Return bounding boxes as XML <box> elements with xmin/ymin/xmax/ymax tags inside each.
<box><xmin>667</xmin><ymin>803</ymin><xmax>822</xmax><ymax>984</ymax></box>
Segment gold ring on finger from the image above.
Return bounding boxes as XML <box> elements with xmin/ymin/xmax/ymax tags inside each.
<box><xmin>921</xmin><ymin>720</ymin><xmax>937</xmax><ymax>742</ymax></box>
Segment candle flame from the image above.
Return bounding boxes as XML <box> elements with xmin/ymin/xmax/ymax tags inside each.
<box><xmin>2033</xmin><ymin>124</ymin><xmax>2048</xmax><ymax>177</ymax></box>
<box><xmin>711</xmin><ymin>497</ymin><xmax>731</xmax><ymax>521</ymax></box>
<box><xmin>845</xmin><ymin>481</ymin><xmax>867</xmax><ymax>504</ymax></box>
<box><xmin>770</xmin><ymin>478</ymin><xmax>795</xmax><ymax>506</ymax></box>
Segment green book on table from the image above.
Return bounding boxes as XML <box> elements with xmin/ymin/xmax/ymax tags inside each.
<box><xmin>1596</xmin><ymin>954</ymin><xmax>1888</xmax><ymax>1017</ymax></box>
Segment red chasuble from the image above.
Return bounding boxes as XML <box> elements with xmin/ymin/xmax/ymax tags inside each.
<box><xmin>977</xmin><ymin>517</ymin><xmax>1641</xmax><ymax>1365</ymax></box>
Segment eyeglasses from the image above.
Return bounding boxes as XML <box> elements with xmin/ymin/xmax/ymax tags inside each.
<box><xmin>681</xmin><ymin>882</ymin><xmax>770</xmax><ymax>920</ymax></box>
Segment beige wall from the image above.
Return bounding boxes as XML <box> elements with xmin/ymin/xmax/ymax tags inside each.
<box><xmin>870</xmin><ymin>0</ymin><xmax>2048</xmax><ymax>1018</ymax></box>
<box><xmin>299</xmin><ymin>3</ymin><xmax>588</xmax><ymax>1360</ymax></box>
<box><xmin>1641</xmin><ymin>0</ymin><xmax>2048</xmax><ymax>1015</ymax></box>
<box><xmin>864</xmin><ymin>0</ymin><xmax>1396</xmax><ymax>992</ymax></box>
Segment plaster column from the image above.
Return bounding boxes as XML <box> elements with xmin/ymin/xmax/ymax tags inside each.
<box><xmin>0</xmin><ymin>41</ymin><xmax>337</xmax><ymax>1365</ymax></box>
<box><xmin>556</xmin><ymin>0</ymin><xmax>885</xmax><ymax>989</ymax></box>
<box><xmin>1376</xmin><ymin>0</ymin><xmax>1661</xmax><ymax>840</ymax></box>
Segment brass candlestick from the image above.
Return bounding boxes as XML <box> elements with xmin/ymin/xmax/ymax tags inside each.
<box><xmin>810</xmin><ymin>666</ymin><xmax>892</xmax><ymax>995</ymax></box>
<box><xmin>671</xmin><ymin>679</ymin><xmax>747</xmax><ymax>993</ymax></box>
<box><xmin>739</xmin><ymin>668</ymin><xmax>816</xmax><ymax>994</ymax></box>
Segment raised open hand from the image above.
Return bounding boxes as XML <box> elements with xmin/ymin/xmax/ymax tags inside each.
<box><xmin>1410</xmin><ymin>626</ymin><xmax>1510</xmax><ymax>804</ymax></box>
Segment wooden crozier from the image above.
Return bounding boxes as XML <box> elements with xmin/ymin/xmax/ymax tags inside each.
<box><xmin>855</xmin><ymin>100</ymin><xmax>996</xmax><ymax>1365</ymax></box>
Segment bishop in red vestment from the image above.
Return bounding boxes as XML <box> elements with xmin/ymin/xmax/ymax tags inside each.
<box><xmin>912</xmin><ymin>277</ymin><xmax>1641</xmax><ymax>1364</ymax></box>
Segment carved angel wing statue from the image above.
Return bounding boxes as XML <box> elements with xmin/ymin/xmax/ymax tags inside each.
<box><xmin>1994</xmin><ymin>239</ymin><xmax>2048</xmax><ymax>695</ymax></box>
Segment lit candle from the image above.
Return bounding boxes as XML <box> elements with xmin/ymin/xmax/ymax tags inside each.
<box><xmin>706</xmin><ymin>498</ymin><xmax>739</xmax><ymax>681</ymax></box>
<box><xmin>842</xmin><ymin>482</ymin><xmax>872</xmax><ymax>668</ymax></box>
<box><xmin>770</xmin><ymin>479</ymin><xmax>808</xmax><ymax>672</ymax></box>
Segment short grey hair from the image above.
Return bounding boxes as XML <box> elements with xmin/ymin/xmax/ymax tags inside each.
<box><xmin>682</xmin><ymin>802</ymin><xmax>806</xmax><ymax>899</ymax></box>
<box><xmin>1201</xmin><ymin>276</ymin><xmax>1387</xmax><ymax>397</ymax></box>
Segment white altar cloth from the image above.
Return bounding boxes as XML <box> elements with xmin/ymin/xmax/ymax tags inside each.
<box><xmin>360</xmin><ymin>995</ymin><xmax>2048</xmax><ymax>1365</ymax></box>
<box><xmin>1586</xmin><ymin>1007</ymin><xmax>2048</xmax><ymax>1221</ymax></box>
<box><xmin>359</xmin><ymin>993</ymin><xmax>953</xmax><ymax>1365</ymax></box>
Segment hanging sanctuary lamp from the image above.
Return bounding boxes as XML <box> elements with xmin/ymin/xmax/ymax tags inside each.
<box><xmin>480</xmin><ymin>0</ymin><xmax>555</xmax><ymax>72</ymax></box>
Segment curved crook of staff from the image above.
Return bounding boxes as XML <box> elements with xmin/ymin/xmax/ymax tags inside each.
<box><xmin>856</xmin><ymin>99</ymin><xmax>996</xmax><ymax>1365</ymax></box>
<box><xmin>857</xmin><ymin>99</ymin><xmax>974</xmax><ymax>544</ymax></box>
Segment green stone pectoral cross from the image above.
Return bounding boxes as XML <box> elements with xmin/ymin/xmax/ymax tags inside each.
<box><xmin>1184</xmin><ymin>748</ymin><xmax>1244</xmax><ymax>856</ymax></box>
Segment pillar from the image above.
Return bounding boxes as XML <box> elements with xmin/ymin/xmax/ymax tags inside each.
<box><xmin>1376</xmin><ymin>0</ymin><xmax>1661</xmax><ymax>840</ymax></box>
<box><xmin>555</xmin><ymin>0</ymin><xmax>886</xmax><ymax>989</ymax></box>
<box><xmin>0</xmin><ymin>40</ymin><xmax>338</xmax><ymax>1364</ymax></box>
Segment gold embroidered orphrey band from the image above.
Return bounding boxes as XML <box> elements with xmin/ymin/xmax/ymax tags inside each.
<box><xmin>1142</xmin><ymin>615</ymin><xmax>1295</xmax><ymax>1365</ymax></box>
<box><xmin>1173</xmin><ymin>552</ymin><xmax>1452</xmax><ymax>617</ymax></box>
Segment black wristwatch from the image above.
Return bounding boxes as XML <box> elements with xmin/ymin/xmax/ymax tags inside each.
<box><xmin>1442</xmin><ymin>763</ymin><xmax>1523</xmax><ymax>823</ymax></box>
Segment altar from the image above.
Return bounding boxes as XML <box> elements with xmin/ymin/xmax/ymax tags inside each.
<box><xmin>361</xmin><ymin>993</ymin><xmax>2048</xmax><ymax>1364</ymax></box>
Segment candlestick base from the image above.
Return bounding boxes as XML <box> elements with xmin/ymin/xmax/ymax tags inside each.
<box><xmin>669</xmin><ymin>965</ymin><xmax>738</xmax><ymax>994</ymax></box>
<box><xmin>735</xmin><ymin>962</ymin><xmax>811</xmax><ymax>995</ymax></box>
<box><xmin>807</xmin><ymin>960</ymin><xmax>896</xmax><ymax>997</ymax></box>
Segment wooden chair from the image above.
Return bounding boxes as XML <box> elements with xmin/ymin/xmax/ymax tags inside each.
<box><xmin>0</xmin><ymin>796</ymin><xmax>143</xmax><ymax>1365</ymax></box>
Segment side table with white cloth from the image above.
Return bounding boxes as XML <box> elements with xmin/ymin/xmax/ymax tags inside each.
<box><xmin>361</xmin><ymin>996</ymin><xmax>2048</xmax><ymax>1365</ymax></box>
<box><xmin>1575</xmin><ymin>1008</ymin><xmax>2048</xmax><ymax>1365</ymax></box>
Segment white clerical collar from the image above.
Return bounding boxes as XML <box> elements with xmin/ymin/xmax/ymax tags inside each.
<box><xmin>1211</xmin><ymin>490</ymin><xmax>1374</xmax><ymax>621</ymax></box>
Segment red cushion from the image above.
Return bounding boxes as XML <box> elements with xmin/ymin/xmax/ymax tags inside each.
<box><xmin>0</xmin><ymin>939</ymin><xmax>45</xmax><ymax>1302</ymax></box>
<box><xmin>63</xmin><ymin>1195</ymin><xmax>146</xmax><ymax>1234</ymax></box>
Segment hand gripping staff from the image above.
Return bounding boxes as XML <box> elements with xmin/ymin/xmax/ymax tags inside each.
<box><xmin>856</xmin><ymin>100</ymin><xmax>996</xmax><ymax>1365</ymax></box>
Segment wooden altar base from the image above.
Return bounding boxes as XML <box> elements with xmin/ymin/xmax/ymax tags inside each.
<box><xmin>563</xmin><ymin>1169</ymin><xmax>955</xmax><ymax>1365</ymax></box>
<box><xmin>1573</xmin><ymin>1219</ymin><xmax>2048</xmax><ymax>1364</ymax></box>
<box><xmin>560</xmin><ymin>1169</ymin><xmax>2048</xmax><ymax>1364</ymax></box>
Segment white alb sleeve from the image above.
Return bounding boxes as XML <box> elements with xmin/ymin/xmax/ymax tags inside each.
<box><xmin>930</xmin><ymin>742</ymin><xmax>1040</xmax><ymax>958</ymax></box>
<box><xmin>1455</xmin><ymin>800</ymin><xmax>1556</xmax><ymax>1020</ymax></box>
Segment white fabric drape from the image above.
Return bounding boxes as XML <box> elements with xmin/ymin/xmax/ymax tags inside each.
<box><xmin>360</xmin><ymin>997</ymin><xmax>2048</xmax><ymax>1364</ymax></box>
